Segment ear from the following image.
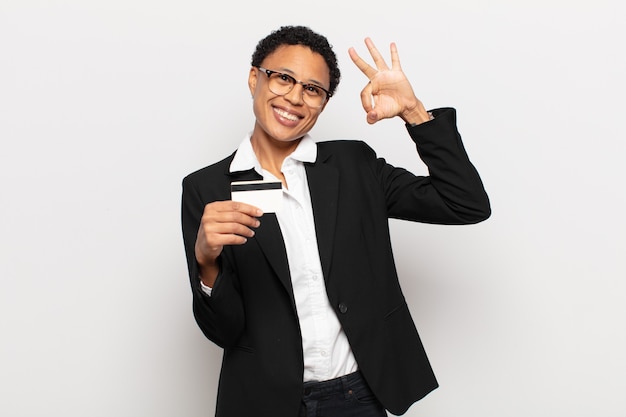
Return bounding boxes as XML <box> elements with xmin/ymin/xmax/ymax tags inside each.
<box><xmin>248</xmin><ymin>67</ymin><xmax>258</xmax><ymax>96</ymax></box>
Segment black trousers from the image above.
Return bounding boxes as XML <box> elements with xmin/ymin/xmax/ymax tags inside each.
<box><xmin>299</xmin><ymin>371</ymin><xmax>387</xmax><ymax>417</ymax></box>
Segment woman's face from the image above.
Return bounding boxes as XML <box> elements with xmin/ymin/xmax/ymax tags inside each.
<box><xmin>248</xmin><ymin>44</ymin><xmax>330</xmax><ymax>146</ymax></box>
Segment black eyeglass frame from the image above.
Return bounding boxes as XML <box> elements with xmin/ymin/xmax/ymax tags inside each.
<box><xmin>255</xmin><ymin>66</ymin><xmax>332</xmax><ymax>106</ymax></box>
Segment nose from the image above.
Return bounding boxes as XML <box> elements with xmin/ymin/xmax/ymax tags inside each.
<box><xmin>283</xmin><ymin>82</ymin><xmax>305</xmax><ymax>105</ymax></box>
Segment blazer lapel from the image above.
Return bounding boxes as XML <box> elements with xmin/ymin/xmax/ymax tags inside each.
<box><xmin>253</xmin><ymin>214</ymin><xmax>293</xmax><ymax>296</ymax></box>
<box><xmin>305</xmin><ymin>154</ymin><xmax>339</xmax><ymax>282</ymax></box>
<box><xmin>228</xmin><ymin>168</ymin><xmax>294</xmax><ymax>302</ymax></box>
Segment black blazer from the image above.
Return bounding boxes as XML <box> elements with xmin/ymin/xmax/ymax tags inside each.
<box><xmin>181</xmin><ymin>108</ymin><xmax>490</xmax><ymax>416</ymax></box>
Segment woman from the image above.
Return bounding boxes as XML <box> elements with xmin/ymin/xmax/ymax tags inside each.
<box><xmin>181</xmin><ymin>25</ymin><xmax>490</xmax><ymax>417</ymax></box>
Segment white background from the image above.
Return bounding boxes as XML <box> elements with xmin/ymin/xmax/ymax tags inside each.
<box><xmin>1</xmin><ymin>1</ymin><xmax>624</xmax><ymax>416</ymax></box>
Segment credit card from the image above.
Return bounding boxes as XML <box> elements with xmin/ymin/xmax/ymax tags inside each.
<box><xmin>231</xmin><ymin>180</ymin><xmax>282</xmax><ymax>213</ymax></box>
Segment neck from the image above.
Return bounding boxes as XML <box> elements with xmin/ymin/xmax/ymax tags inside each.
<box><xmin>250</xmin><ymin>133</ymin><xmax>301</xmax><ymax>187</ymax></box>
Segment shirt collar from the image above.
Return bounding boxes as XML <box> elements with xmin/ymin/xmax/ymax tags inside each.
<box><xmin>229</xmin><ymin>133</ymin><xmax>317</xmax><ymax>175</ymax></box>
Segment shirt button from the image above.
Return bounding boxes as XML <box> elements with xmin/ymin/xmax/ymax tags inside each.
<box><xmin>338</xmin><ymin>303</ymin><xmax>348</xmax><ymax>314</ymax></box>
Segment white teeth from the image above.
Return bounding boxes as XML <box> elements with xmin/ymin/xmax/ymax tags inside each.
<box><xmin>275</xmin><ymin>108</ymin><xmax>299</xmax><ymax>121</ymax></box>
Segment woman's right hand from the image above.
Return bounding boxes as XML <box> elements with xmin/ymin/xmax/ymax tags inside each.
<box><xmin>194</xmin><ymin>200</ymin><xmax>263</xmax><ymax>286</ymax></box>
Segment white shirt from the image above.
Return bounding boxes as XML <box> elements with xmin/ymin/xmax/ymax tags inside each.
<box><xmin>202</xmin><ymin>133</ymin><xmax>358</xmax><ymax>382</ymax></box>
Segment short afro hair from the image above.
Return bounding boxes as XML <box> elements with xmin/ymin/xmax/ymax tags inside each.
<box><xmin>251</xmin><ymin>25</ymin><xmax>341</xmax><ymax>97</ymax></box>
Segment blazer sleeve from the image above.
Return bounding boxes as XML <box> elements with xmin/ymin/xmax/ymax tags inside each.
<box><xmin>374</xmin><ymin>107</ymin><xmax>491</xmax><ymax>224</ymax></box>
<box><xmin>181</xmin><ymin>174</ymin><xmax>246</xmax><ymax>348</ymax></box>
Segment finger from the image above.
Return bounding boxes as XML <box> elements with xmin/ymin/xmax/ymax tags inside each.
<box><xmin>200</xmin><ymin>232</ymin><xmax>245</xmax><ymax>252</ymax></box>
<box><xmin>348</xmin><ymin>46</ymin><xmax>377</xmax><ymax>79</ymax></box>
<box><xmin>209</xmin><ymin>221</ymin><xmax>257</xmax><ymax>240</ymax></box>
<box><xmin>364</xmin><ymin>37</ymin><xmax>389</xmax><ymax>71</ymax></box>
<box><xmin>199</xmin><ymin>219</ymin><xmax>255</xmax><ymax>251</ymax></box>
<box><xmin>208</xmin><ymin>200</ymin><xmax>263</xmax><ymax>218</ymax></box>
<box><xmin>366</xmin><ymin>109</ymin><xmax>379</xmax><ymax>125</ymax></box>
<box><xmin>215</xmin><ymin>210</ymin><xmax>261</xmax><ymax>230</ymax></box>
<box><xmin>389</xmin><ymin>42</ymin><xmax>402</xmax><ymax>71</ymax></box>
<box><xmin>201</xmin><ymin>207</ymin><xmax>261</xmax><ymax>238</ymax></box>
<box><xmin>359</xmin><ymin>82</ymin><xmax>374</xmax><ymax>113</ymax></box>
<box><xmin>203</xmin><ymin>200</ymin><xmax>263</xmax><ymax>217</ymax></box>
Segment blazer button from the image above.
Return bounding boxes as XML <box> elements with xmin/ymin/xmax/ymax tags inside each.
<box><xmin>338</xmin><ymin>303</ymin><xmax>348</xmax><ymax>314</ymax></box>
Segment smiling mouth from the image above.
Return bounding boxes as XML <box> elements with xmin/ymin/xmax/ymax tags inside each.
<box><xmin>274</xmin><ymin>107</ymin><xmax>300</xmax><ymax>122</ymax></box>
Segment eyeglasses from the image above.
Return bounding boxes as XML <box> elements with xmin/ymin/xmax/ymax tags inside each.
<box><xmin>255</xmin><ymin>66</ymin><xmax>331</xmax><ymax>108</ymax></box>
